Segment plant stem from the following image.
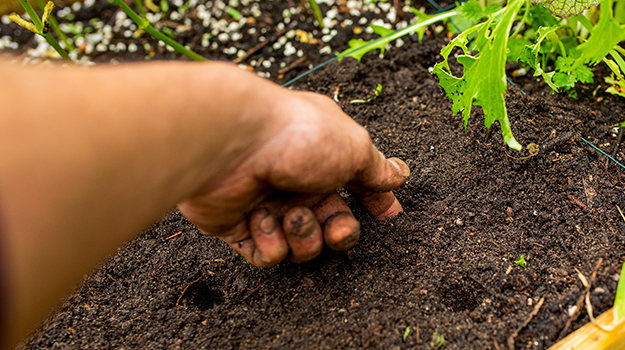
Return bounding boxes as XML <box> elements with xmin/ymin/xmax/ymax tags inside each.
<box><xmin>17</xmin><ymin>0</ymin><xmax>43</xmax><ymax>31</ymax></box>
<box><xmin>308</xmin><ymin>0</ymin><xmax>325</xmax><ymax>29</ymax></box>
<box><xmin>44</xmin><ymin>32</ymin><xmax>71</xmax><ymax>61</ymax></box>
<box><xmin>14</xmin><ymin>0</ymin><xmax>71</xmax><ymax>61</ymax></box>
<box><xmin>112</xmin><ymin>0</ymin><xmax>207</xmax><ymax>61</ymax></box>
<box><xmin>34</xmin><ymin>0</ymin><xmax>75</xmax><ymax>52</ymax></box>
<box><xmin>134</xmin><ymin>0</ymin><xmax>147</xmax><ymax>17</ymax></box>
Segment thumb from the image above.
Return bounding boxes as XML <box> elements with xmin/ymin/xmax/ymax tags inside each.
<box><xmin>347</xmin><ymin>144</ymin><xmax>410</xmax><ymax>193</ymax></box>
<box><xmin>346</xmin><ymin>145</ymin><xmax>410</xmax><ymax>220</ymax></box>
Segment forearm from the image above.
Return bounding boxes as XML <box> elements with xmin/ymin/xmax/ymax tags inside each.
<box><xmin>0</xmin><ymin>61</ymin><xmax>280</xmax><ymax>347</ymax></box>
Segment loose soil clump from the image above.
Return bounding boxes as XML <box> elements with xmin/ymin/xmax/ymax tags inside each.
<box><xmin>3</xmin><ymin>0</ymin><xmax>625</xmax><ymax>349</ymax></box>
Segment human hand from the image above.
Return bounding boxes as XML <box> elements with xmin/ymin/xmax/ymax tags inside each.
<box><xmin>178</xmin><ymin>89</ymin><xmax>409</xmax><ymax>267</ymax></box>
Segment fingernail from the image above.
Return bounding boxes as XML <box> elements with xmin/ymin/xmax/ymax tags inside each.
<box><xmin>258</xmin><ymin>212</ymin><xmax>277</xmax><ymax>235</ymax></box>
<box><xmin>325</xmin><ymin>213</ymin><xmax>361</xmax><ymax>251</ymax></box>
<box><xmin>288</xmin><ymin>214</ymin><xmax>315</xmax><ymax>239</ymax></box>
<box><xmin>389</xmin><ymin>157</ymin><xmax>410</xmax><ymax>178</ymax></box>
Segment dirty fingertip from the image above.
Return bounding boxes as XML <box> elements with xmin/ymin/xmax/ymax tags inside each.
<box><xmin>360</xmin><ymin>191</ymin><xmax>403</xmax><ymax>220</ymax></box>
<box><xmin>324</xmin><ymin>212</ymin><xmax>360</xmax><ymax>251</ymax></box>
<box><xmin>388</xmin><ymin>157</ymin><xmax>410</xmax><ymax>179</ymax></box>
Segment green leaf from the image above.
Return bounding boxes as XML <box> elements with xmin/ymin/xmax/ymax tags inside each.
<box><xmin>403</xmin><ymin>326</ymin><xmax>410</xmax><ymax>342</ymax></box>
<box><xmin>433</xmin><ymin>0</ymin><xmax>524</xmax><ymax>150</ymax></box>
<box><xmin>337</xmin><ymin>10</ymin><xmax>458</xmax><ymax>61</ymax></box>
<box><xmin>515</xmin><ymin>25</ymin><xmax>562</xmax><ymax>92</ymax></box>
<box><xmin>614</xmin><ymin>262</ymin><xmax>625</xmax><ymax>320</ymax></box>
<box><xmin>460</xmin><ymin>0</ymin><xmax>486</xmax><ymax>20</ymax></box>
<box><xmin>226</xmin><ymin>7</ymin><xmax>243</xmax><ymax>21</ymax></box>
<box><xmin>532</xmin><ymin>0</ymin><xmax>599</xmax><ymax>18</ymax></box>
<box><xmin>370</xmin><ymin>24</ymin><xmax>393</xmax><ymax>36</ymax></box>
<box><xmin>514</xmin><ymin>255</ymin><xmax>527</xmax><ymax>269</ymax></box>
<box><xmin>575</xmin><ymin>0</ymin><xmax>625</xmax><ymax>67</ymax></box>
<box><xmin>553</xmin><ymin>71</ymin><xmax>577</xmax><ymax>88</ymax></box>
<box><xmin>342</xmin><ymin>38</ymin><xmax>388</xmax><ymax>62</ymax></box>
<box><xmin>409</xmin><ymin>8</ymin><xmax>437</xmax><ymax>41</ymax></box>
<box><xmin>527</xmin><ymin>4</ymin><xmax>559</xmax><ymax>28</ymax></box>
<box><xmin>430</xmin><ymin>332</ymin><xmax>445</xmax><ymax>347</ymax></box>
<box><xmin>507</xmin><ymin>38</ymin><xmax>532</xmax><ymax>62</ymax></box>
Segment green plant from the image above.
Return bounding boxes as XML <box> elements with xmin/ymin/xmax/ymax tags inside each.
<box><xmin>308</xmin><ymin>0</ymin><xmax>325</xmax><ymax>29</ymax></box>
<box><xmin>350</xmin><ymin>84</ymin><xmax>383</xmax><ymax>104</ymax></box>
<box><xmin>34</xmin><ymin>0</ymin><xmax>74</xmax><ymax>52</ymax></box>
<box><xmin>403</xmin><ymin>326</ymin><xmax>410</xmax><ymax>342</ymax></box>
<box><xmin>337</xmin><ymin>9</ymin><xmax>458</xmax><ymax>62</ymax></box>
<box><xmin>430</xmin><ymin>332</ymin><xmax>445</xmax><ymax>347</ymax></box>
<box><xmin>9</xmin><ymin>0</ymin><xmax>71</xmax><ymax>61</ymax></box>
<box><xmin>433</xmin><ymin>0</ymin><xmax>625</xmax><ymax>150</ymax></box>
<box><xmin>515</xmin><ymin>255</ymin><xmax>527</xmax><ymax>269</ymax></box>
<box><xmin>111</xmin><ymin>0</ymin><xmax>207</xmax><ymax>61</ymax></box>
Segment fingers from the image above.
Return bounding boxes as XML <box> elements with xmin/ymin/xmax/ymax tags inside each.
<box><xmin>349</xmin><ymin>139</ymin><xmax>411</xmax><ymax>193</ymax></box>
<box><xmin>282</xmin><ymin>207</ymin><xmax>324</xmax><ymax>263</ymax></box>
<box><xmin>356</xmin><ymin>191</ymin><xmax>403</xmax><ymax>220</ymax></box>
<box><xmin>312</xmin><ymin>193</ymin><xmax>360</xmax><ymax>250</ymax></box>
<box><xmin>219</xmin><ymin>209</ymin><xmax>289</xmax><ymax>268</ymax></box>
<box><xmin>248</xmin><ymin>208</ymin><xmax>289</xmax><ymax>266</ymax></box>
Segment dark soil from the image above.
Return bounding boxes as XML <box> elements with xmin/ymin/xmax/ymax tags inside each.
<box><xmin>4</xmin><ymin>0</ymin><xmax>625</xmax><ymax>349</ymax></box>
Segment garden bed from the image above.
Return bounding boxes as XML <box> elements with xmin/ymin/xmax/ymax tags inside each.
<box><xmin>3</xmin><ymin>0</ymin><xmax>625</xmax><ymax>349</ymax></box>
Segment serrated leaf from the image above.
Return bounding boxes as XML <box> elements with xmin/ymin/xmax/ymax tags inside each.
<box><xmin>337</xmin><ymin>10</ymin><xmax>458</xmax><ymax>61</ymax></box>
<box><xmin>433</xmin><ymin>0</ymin><xmax>524</xmax><ymax>150</ymax></box>
<box><xmin>553</xmin><ymin>71</ymin><xmax>577</xmax><ymax>88</ymax></box>
<box><xmin>532</xmin><ymin>0</ymin><xmax>599</xmax><ymax>18</ymax></box>
<box><xmin>571</xmin><ymin>65</ymin><xmax>593</xmax><ymax>82</ymax></box>
<box><xmin>409</xmin><ymin>8</ymin><xmax>436</xmax><ymax>41</ymax></box>
<box><xmin>370</xmin><ymin>24</ymin><xmax>393</xmax><ymax>36</ymax></box>
<box><xmin>342</xmin><ymin>38</ymin><xmax>388</xmax><ymax>62</ymax></box>
<box><xmin>515</xmin><ymin>25</ymin><xmax>562</xmax><ymax>92</ymax></box>
<box><xmin>460</xmin><ymin>0</ymin><xmax>485</xmax><ymax>20</ymax></box>
<box><xmin>575</xmin><ymin>0</ymin><xmax>625</xmax><ymax>67</ymax></box>
<box><xmin>555</xmin><ymin>55</ymin><xmax>575</xmax><ymax>70</ymax></box>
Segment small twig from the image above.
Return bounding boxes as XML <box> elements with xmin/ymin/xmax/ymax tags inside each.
<box><xmin>289</xmin><ymin>293</ymin><xmax>299</xmax><ymax>303</ymax></box>
<box><xmin>166</xmin><ymin>231</ymin><xmax>183</xmax><ymax>240</ymax></box>
<box><xmin>617</xmin><ymin>205</ymin><xmax>625</xmax><ymax>222</ymax></box>
<box><xmin>176</xmin><ymin>277</ymin><xmax>201</xmax><ymax>306</ymax></box>
<box><xmin>233</xmin><ymin>24</ymin><xmax>293</xmax><ymax>64</ymax></box>
<box><xmin>493</xmin><ymin>338</ymin><xmax>501</xmax><ymax>350</ymax></box>
<box><xmin>507</xmin><ymin>297</ymin><xmax>545</xmax><ymax>350</ymax></box>
<box><xmin>278</xmin><ymin>56</ymin><xmax>308</xmax><ymax>75</ymax></box>
<box><xmin>240</xmin><ymin>283</ymin><xmax>264</xmax><ymax>302</ymax></box>
<box><xmin>567</xmin><ymin>194</ymin><xmax>587</xmax><ymax>210</ymax></box>
<box><xmin>559</xmin><ymin>258</ymin><xmax>603</xmax><ymax>338</ymax></box>
<box><xmin>541</xmin><ymin>131</ymin><xmax>575</xmax><ymax>153</ymax></box>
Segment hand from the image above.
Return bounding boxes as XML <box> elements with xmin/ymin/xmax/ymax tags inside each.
<box><xmin>178</xmin><ymin>89</ymin><xmax>410</xmax><ymax>267</ymax></box>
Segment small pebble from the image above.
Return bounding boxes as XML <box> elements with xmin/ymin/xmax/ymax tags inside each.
<box><xmin>283</xmin><ymin>42</ymin><xmax>296</xmax><ymax>56</ymax></box>
<box><xmin>218</xmin><ymin>33</ymin><xmax>229</xmax><ymax>42</ymax></box>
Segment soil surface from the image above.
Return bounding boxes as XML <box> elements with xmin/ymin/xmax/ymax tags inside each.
<box><xmin>3</xmin><ymin>0</ymin><xmax>625</xmax><ymax>349</ymax></box>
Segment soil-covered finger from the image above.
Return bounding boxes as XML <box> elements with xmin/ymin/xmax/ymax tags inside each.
<box><xmin>311</xmin><ymin>192</ymin><xmax>354</xmax><ymax>223</ymax></box>
<box><xmin>323</xmin><ymin>212</ymin><xmax>361</xmax><ymax>251</ymax></box>
<box><xmin>356</xmin><ymin>191</ymin><xmax>403</xmax><ymax>220</ymax></box>
<box><xmin>248</xmin><ymin>208</ymin><xmax>288</xmax><ymax>267</ymax></box>
<box><xmin>282</xmin><ymin>206</ymin><xmax>323</xmax><ymax>263</ymax></box>
<box><xmin>348</xmin><ymin>147</ymin><xmax>410</xmax><ymax>193</ymax></box>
